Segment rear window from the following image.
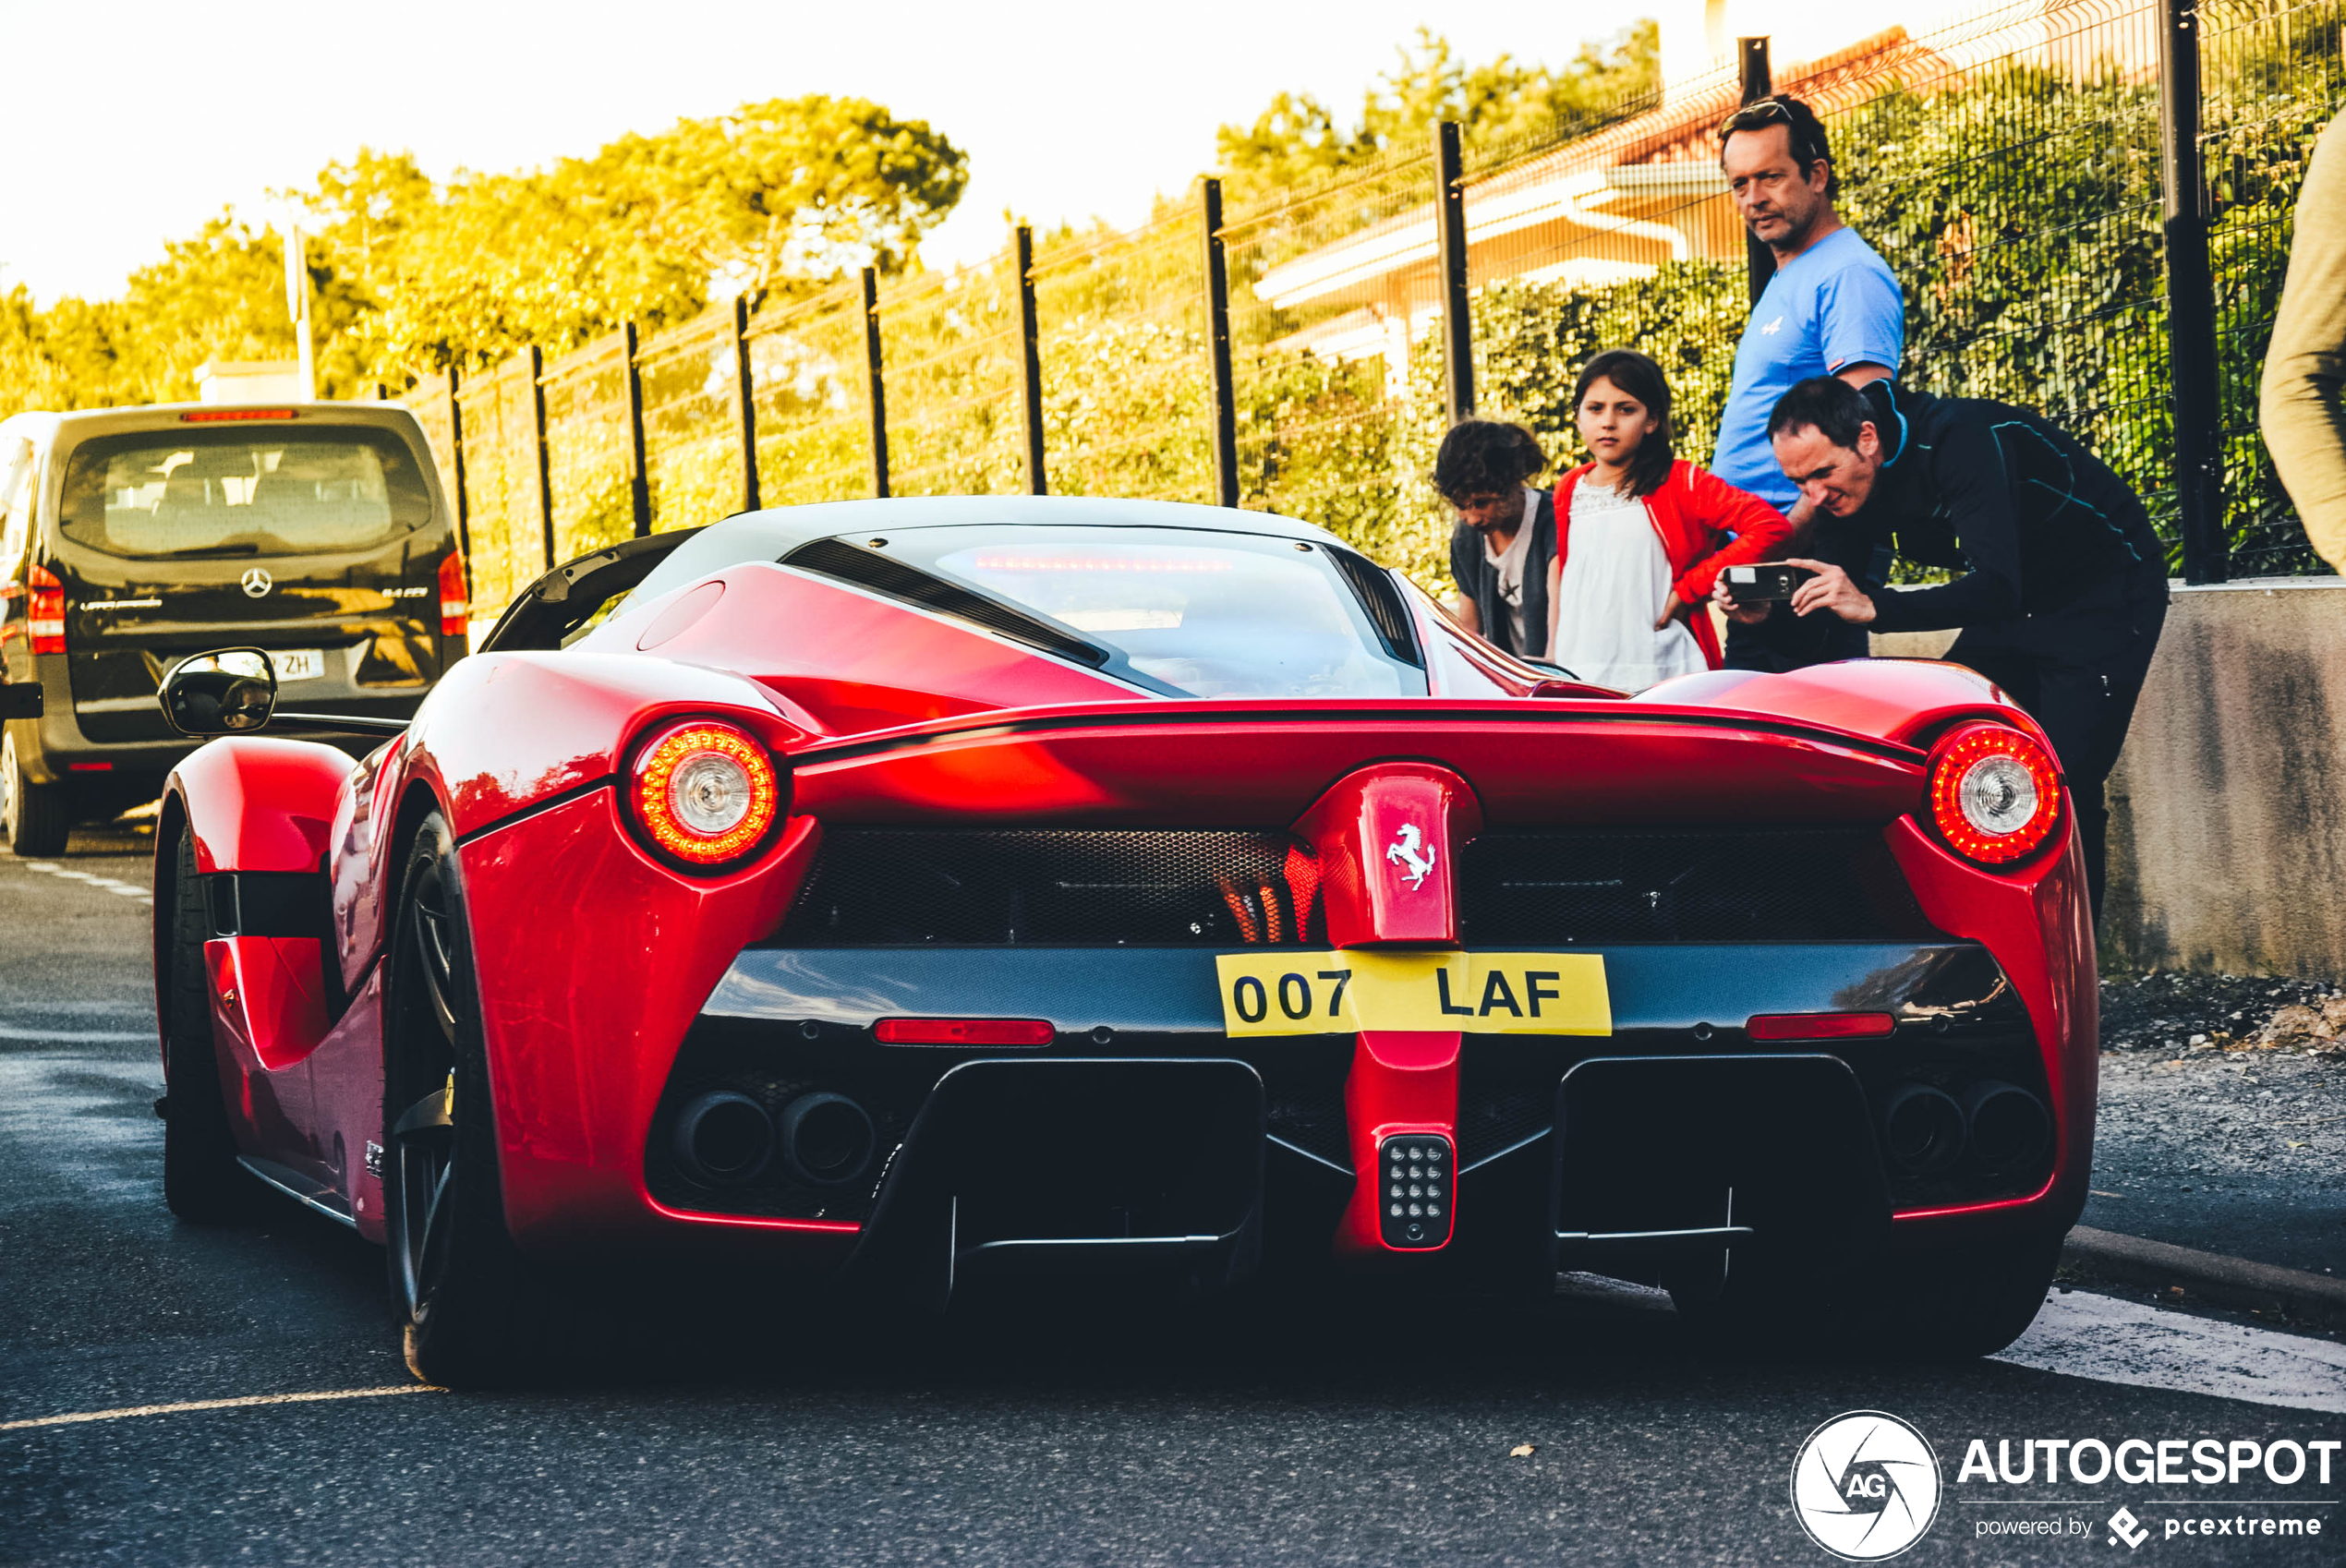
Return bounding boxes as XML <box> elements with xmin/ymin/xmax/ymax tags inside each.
<box><xmin>57</xmin><ymin>427</ymin><xmax>433</xmax><ymax>559</ymax></box>
<box><xmin>890</xmin><ymin>525</ymin><xmax>1420</xmax><ymax>698</ymax></box>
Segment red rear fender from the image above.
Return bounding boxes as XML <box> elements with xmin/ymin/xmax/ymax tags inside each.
<box><xmin>402</xmin><ymin>650</ymin><xmax>804</xmax><ymax>841</ymax></box>
<box><xmin>1639</xmin><ymin>659</ymin><xmax>2043</xmax><ymax>752</ymax></box>
<box><xmin>167</xmin><ymin>736</ymin><xmax>352</xmax><ymax>874</ymax></box>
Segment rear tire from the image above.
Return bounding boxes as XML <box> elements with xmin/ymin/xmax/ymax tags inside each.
<box><xmin>384</xmin><ymin>811</ymin><xmax>599</xmax><ymax>1387</ymax></box>
<box><xmin>161</xmin><ymin>825</ymin><xmax>257</xmax><ymax>1223</ymax></box>
<box><xmin>1</xmin><ymin>730</ymin><xmax>70</xmax><ymax>857</ymax></box>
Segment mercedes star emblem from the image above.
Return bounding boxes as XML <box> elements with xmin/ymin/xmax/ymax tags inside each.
<box><xmin>240</xmin><ymin>567</ymin><xmax>273</xmax><ymax>598</ymax></box>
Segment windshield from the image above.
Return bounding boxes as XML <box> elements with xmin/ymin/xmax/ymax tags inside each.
<box><xmin>892</xmin><ymin>525</ymin><xmax>1421</xmax><ymax>698</ymax></box>
<box><xmin>58</xmin><ymin>427</ymin><xmax>433</xmax><ymax>559</ymax></box>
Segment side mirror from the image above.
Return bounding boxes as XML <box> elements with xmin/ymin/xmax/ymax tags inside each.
<box><xmin>160</xmin><ymin>648</ymin><xmax>278</xmax><ymax>736</ymax></box>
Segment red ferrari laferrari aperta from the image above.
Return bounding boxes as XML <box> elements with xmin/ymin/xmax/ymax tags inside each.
<box><xmin>153</xmin><ymin>498</ymin><xmax>2094</xmax><ymax>1384</ymax></box>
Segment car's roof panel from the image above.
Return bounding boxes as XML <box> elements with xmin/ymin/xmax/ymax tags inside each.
<box><xmin>707</xmin><ymin>496</ymin><xmax>1336</xmax><ymax>554</ymax></box>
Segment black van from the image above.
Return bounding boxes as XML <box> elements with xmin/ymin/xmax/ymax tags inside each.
<box><xmin>0</xmin><ymin>403</ymin><xmax>465</xmax><ymax>854</ymax></box>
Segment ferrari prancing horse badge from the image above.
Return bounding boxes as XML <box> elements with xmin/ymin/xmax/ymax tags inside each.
<box><xmin>1385</xmin><ymin>823</ymin><xmax>1435</xmax><ymax>889</ymax></box>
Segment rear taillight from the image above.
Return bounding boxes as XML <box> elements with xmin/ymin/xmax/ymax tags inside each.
<box><xmin>27</xmin><ymin>563</ymin><xmax>64</xmax><ymax>655</ymax></box>
<box><xmin>437</xmin><ymin>551</ymin><xmax>468</xmax><ymax>640</ymax></box>
<box><xmin>1927</xmin><ymin>722</ymin><xmax>2061</xmax><ymax>865</ymax></box>
<box><xmin>626</xmin><ymin>719</ymin><xmax>783</xmax><ymax>870</ymax></box>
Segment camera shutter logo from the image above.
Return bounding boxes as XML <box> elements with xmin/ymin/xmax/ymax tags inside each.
<box><xmin>1790</xmin><ymin>1410</ymin><xmax>1941</xmax><ymax>1561</ymax></box>
<box><xmin>240</xmin><ymin>567</ymin><xmax>273</xmax><ymax>598</ymax></box>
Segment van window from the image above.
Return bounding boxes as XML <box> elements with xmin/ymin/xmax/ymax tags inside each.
<box><xmin>57</xmin><ymin>428</ymin><xmax>432</xmax><ymax>559</ymax></box>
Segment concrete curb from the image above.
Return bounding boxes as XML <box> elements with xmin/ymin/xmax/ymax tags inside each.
<box><xmin>2063</xmin><ymin>1225</ymin><xmax>2346</xmax><ymax>1329</ymax></box>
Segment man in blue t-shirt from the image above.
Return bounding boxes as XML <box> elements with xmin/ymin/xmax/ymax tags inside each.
<box><xmin>1708</xmin><ymin>96</ymin><xmax>1906</xmax><ymax>669</ymax></box>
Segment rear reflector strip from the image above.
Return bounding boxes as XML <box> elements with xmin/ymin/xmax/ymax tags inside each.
<box><xmin>874</xmin><ymin>1018</ymin><xmax>1054</xmax><ymax>1047</ymax></box>
<box><xmin>1745</xmin><ymin>1011</ymin><xmax>1898</xmax><ymax>1042</ymax></box>
<box><xmin>180</xmin><ymin>408</ymin><xmax>297</xmax><ymax>422</ymax></box>
<box><xmin>67</xmin><ymin>762</ymin><xmax>113</xmax><ymax>772</ymax></box>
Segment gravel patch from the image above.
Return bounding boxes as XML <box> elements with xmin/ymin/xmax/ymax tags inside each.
<box><xmin>2083</xmin><ymin>972</ymin><xmax>2346</xmax><ymax>1276</ymax></box>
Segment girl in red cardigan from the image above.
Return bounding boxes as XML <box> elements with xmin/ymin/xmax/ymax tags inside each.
<box><xmin>1543</xmin><ymin>348</ymin><xmax>1794</xmax><ymax>688</ymax></box>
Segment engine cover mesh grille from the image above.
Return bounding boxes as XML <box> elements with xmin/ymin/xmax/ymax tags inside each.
<box><xmin>1457</xmin><ymin>827</ymin><xmax>1937</xmax><ymax>945</ymax></box>
<box><xmin>778</xmin><ymin>827</ymin><xmax>1312</xmax><ymax>947</ymax></box>
<box><xmin>772</xmin><ymin>825</ymin><xmax>1935</xmax><ymax>947</ymax></box>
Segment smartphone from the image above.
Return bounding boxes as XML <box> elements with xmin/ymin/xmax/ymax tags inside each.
<box><xmin>1722</xmin><ymin>563</ymin><xmax>1817</xmax><ymax>602</ymax></box>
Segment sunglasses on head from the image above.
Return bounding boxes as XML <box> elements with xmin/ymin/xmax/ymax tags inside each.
<box><xmin>1720</xmin><ymin>99</ymin><xmax>1793</xmax><ymax>138</ymax></box>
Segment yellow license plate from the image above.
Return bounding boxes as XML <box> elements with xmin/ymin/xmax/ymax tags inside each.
<box><xmin>1213</xmin><ymin>950</ymin><xmax>1610</xmax><ymax>1037</ymax></box>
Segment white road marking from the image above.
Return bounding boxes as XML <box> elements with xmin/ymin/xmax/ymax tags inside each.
<box><xmin>0</xmin><ymin>1385</ymin><xmax>441</xmax><ymax>1432</ymax></box>
<box><xmin>0</xmin><ymin>1026</ymin><xmax>152</xmax><ymax>1043</ymax></box>
<box><xmin>9</xmin><ymin>858</ymin><xmax>151</xmax><ymax>905</ymax></box>
<box><xmin>1998</xmin><ymin>1287</ymin><xmax>2346</xmax><ymax>1414</ymax></box>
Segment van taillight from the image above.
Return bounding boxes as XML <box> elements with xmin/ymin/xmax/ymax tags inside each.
<box><xmin>438</xmin><ymin>551</ymin><xmax>468</xmax><ymax>640</ymax></box>
<box><xmin>27</xmin><ymin>564</ymin><xmax>64</xmax><ymax>655</ymax></box>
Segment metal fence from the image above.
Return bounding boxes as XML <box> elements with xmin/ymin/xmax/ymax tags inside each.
<box><xmin>406</xmin><ymin>0</ymin><xmax>2345</xmax><ymax>621</ymax></box>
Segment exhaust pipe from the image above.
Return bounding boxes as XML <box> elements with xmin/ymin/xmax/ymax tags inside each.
<box><xmin>778</xmin><ymin>1092</ymin><xmax>877</xmax><ymax>1188</ymax></box>
<box><xmin>1880</xmin><ymin>1082</ymin><xmax>1965</xmax><ymax>1176</ymax></box>
<box><xmin>1962</xmin><ymin>1080</ymin><xmax>2051</xmax><ymax>1174</ymax></box>
<box><xmin>671</xmin><ymin>1091</ymin><xmax>775</xmax><ymax>1186</ymax></box>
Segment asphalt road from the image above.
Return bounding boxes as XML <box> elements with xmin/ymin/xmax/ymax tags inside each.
<box><xmin>4</xmin><ymin>826</ymin><xmax>2342</xmax><ymax>1566</ymax></box>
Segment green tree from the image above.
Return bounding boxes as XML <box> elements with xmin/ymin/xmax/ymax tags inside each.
<box><xmin>1214</xmin><ymin>23</ymin><xmax>1658</xmax><ymax>207</ymax></box>
<box><xmin>0</xmin><ymin>92</ymin><xmax>968</xmax><ymax>415</ymax></box>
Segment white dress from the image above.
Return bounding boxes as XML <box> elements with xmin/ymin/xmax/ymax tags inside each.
<box><xmin>1549</xmin><ymin>479</ymin><xmax>1707</xmax><ymax>693</ymax></box>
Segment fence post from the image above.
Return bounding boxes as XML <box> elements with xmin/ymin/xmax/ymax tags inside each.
<box><xmin>444</xmin><ymin>366</ymin><xmax>472</xmax><ymax>596</ymax></box>
<box><xmin>1436</xmin><ymin>121</ymin><xmax>1474</xmax><ymax>424</ymax></box>
<box><xmin>863</xmin><ymin>268</ymin><xmax>890</xmax><ymax>499</ymax></box>
<box><xmin>2160</xmin><ymin>0</ymin><xmax>2226</xmax><ymax>584</ymax></box>
<box><xmin>733</xmin><ymin>296</ymin><xmax>761</xmax><ymax>513</ymax></box>
<box><xmin>1202</xmin><ymin>178</ymin><xmax>1240</xmax><ymax>509</ymax></box>
<box><xmin>1738</xmin><ymin>37</ymin><xmax>1775</xmax><ymax>305</ymax></box>
<box><xmin>1016</xmin><ymin>224</ymin><xmax>1047</xmax><ymax>496</ymax></box>
<box><xmin>622</xmin><ymin>322</ymin><xmax>651</xmax><ymax>537</ymax></box>
<box><xmin>527</xmin><ymin>345</ymin><xmax>555</xmax><ymax>573</ymax></box>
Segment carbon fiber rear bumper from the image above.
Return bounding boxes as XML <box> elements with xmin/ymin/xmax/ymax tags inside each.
<box><xmin>647</xmin><ymin>940</ymin><xmax>2064</xmax><ymax>1295</ymax></box>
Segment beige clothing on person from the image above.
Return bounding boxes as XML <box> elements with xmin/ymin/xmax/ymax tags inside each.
<box><xmin>2261</xmin><ymin>112</ymin><xmax>2346</xmax><ymax>572</ymax></box>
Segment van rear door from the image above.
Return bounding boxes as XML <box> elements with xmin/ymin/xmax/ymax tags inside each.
<box><xmin>48</xmin><ymin>419</ymin><xmax>452</xmax><ymax>742</ymax></box>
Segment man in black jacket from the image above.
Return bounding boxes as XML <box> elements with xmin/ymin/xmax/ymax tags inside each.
<box><xmin>1740</xmin><ymin>376</ymin><xmax>2169</xmax><ymax>915</ymax></box>
<box><xmin>1439</xmin><ymin>419</ymin><xmax>1556</xmax><ymax>660</ymax></box>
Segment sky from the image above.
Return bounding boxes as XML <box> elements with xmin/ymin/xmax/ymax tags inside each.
<box><xmin>0</xmin><ymin>0</ymin><xmax>1664</xmax><ymax>306</ymax></box>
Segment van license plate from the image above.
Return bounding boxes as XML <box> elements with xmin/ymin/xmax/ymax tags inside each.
<box><xmin>272</xmin><ymin>649</ymin><xmax>325</xmax><ymax>682</ymax></box>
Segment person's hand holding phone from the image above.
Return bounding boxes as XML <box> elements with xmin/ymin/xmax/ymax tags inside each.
<box><xmin>1783</xmin><ymin>558</ymin><xmax>1877</xmax><ymax>624</ymax></box>
<box><xmin>1713</xmin><ymin>562</ymin><xmax>1816</xmax><ymax>625</ymax></box>
<box><xmin>1711</xmin><ymin>574</ymin><xmax>1772</xmax><ymax>626</ymax></box>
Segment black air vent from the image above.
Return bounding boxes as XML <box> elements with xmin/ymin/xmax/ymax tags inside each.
<box><xmin>1328</xmin><ymin>548</ymin><xmax>1421</xmax><ymax>666</ymax></box>
<box><xmin>780</xmin><ymin>537</ymin><xmax>1109</xmax><ymax>667</ymax></box>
